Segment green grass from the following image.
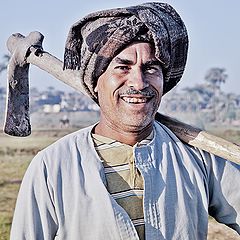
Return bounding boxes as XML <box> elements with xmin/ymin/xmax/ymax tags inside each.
<box><xmin>0</xmin><ymin>129</ymin><xmax>70</xmax><ymax>240</ymax></box>
<box><xmin>0</xmin><ymin>157</ymin><xmax>30</xmax><ymax>239</ymax></box>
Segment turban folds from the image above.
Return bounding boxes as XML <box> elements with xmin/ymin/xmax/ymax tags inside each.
<box><xmin>64</xmin><ymin>2</ymin><xmax>188</xmax><ymax>103</ymax></box>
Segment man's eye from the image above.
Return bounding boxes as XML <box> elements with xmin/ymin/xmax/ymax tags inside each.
<box><xmin>115</xmin><ymin>66</ymin><xmax>130</xmax><ymax>71</ymax></box>
<box><xmin>144</xmin><ymin>67</ymin><xmax>159</xmax><ymax>74</ymax></box>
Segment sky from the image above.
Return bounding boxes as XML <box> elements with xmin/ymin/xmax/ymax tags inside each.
<box><xmin>0</xmin><ymin>0</ymin><xmax>240</xmax><ymax>95</ymax></box>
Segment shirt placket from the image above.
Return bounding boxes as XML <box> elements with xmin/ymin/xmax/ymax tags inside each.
<box><xmin>134</xmin><ymin>146</ymin><xmax>165</xmax><ymax>240</ymax></box>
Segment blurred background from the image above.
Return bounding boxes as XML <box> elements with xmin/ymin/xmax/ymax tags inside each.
<box><xmin>1</xmin><ymin>0</ymin><xmax>240</xmax><ymax>129</ymax></box>
<box><xmin>0</xmin><ymin>1</ymin><xmax>239</xmax><ymax>239</ymax></box>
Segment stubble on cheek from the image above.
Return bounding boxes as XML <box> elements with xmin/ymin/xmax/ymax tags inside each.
<box><xmin>98</xmin><ymin>85</ymin><xmax>161</xmax><ymax>131</ymax></box>
<box><xmin>117</xmin><ymin>97</ymin><xmax>160</xmax><ymax>128</ymax></box>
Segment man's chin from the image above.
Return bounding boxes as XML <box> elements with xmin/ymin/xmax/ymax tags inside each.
<box><xmin>120</xmin><ymin>115</ymin><xmax>154</xmax><ymax>130</ymax></box>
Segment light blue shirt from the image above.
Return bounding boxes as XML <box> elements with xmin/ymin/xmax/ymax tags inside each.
<box><xmin>10</xmin><ymin>121</ymin><xmax>240</xmax><ymax>239</ymax></box>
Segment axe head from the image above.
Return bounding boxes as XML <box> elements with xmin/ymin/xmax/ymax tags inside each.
<box><xmin>3</xmin><ymin>32</ymin><xmax>44</xmax><ymax>137</ymax></box>
<box><xmin>4</xmin><ymin>61</ymin><xmax>31</xmax><ymax>137</ymax></box>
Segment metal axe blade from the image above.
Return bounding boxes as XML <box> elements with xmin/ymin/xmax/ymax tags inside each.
<box><xmin>4</xmin><ymin>32</ymin><xmax>44</xmax><ymax>136</ymax></box>
<box><xmin>4</xmin><ymin>59</ymin><xmax>31</xmax><ymax>136</ymax></box>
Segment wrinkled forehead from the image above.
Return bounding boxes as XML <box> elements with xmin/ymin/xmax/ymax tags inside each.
<box><xmin>110</xmin><ymin>42</ymin><xmax>159</xmax><ymax>65</ymax></box>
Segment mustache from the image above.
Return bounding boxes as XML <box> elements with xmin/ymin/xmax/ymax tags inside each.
<box><xmin>119</xmin><ymin>88</ymin><xmax>156</xmax><ymax>97</ymax></box>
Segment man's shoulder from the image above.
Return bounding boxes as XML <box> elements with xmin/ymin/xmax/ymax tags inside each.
<box><xmin>48</xmin><ymin>125</ymin><xmax>93</xmax><ymax>148</ymax></box>
<box><xmin>154</xmin><ymin>120</ymin><xmax>237</xmax><ymax>171</ymax></box>
<box><xmin>154</xmin><ymin>120</ymin><xmax>210</xmax><ymax>166</ymax></box>
<box><xmin>154</xmin><ymin>120</ymin><xmax>181</xmax><ymax>143</ymax></box>
<box><xmin>34</xmin><ymin>125</ymin><xmax>95</xmax><ymax>165</ymax></box>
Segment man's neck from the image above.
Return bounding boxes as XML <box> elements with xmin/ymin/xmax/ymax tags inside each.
<box><xmin>94</xmin><ymin>121</ymin><xmax>154</xmax><ymax>146</ymax></box>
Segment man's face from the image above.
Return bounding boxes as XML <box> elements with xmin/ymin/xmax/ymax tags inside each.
<box><xmin>95</xmin><ymin>42</ymin><xmax>164</xmax><ymax>132</ymax></box>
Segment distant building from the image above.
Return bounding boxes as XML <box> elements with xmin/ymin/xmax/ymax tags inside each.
<box><xmin>43</xmin><ymin>104</ymin><xmax>61</xmax><ymax>113</ymax></box>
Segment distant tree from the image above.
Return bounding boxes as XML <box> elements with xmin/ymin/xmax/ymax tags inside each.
<box><xmin>182</xmin><ymin>85</ymin><xmax>208</xmax><ymax>110</ymax></box>
<box><xmin>226</xmin><ymin>106</ymin><xmax>237</xmax><ymax>122</ymax></box>
<box><xmin>161</xmin><ymin>67</ymin><xmax>240</xmax><ymax>126</ymax></box>
<box><xmin>204</xmin><ymin>67</ymin><xmax>227</xmax><ymax>90</ymax></box>
<box><xmin>223</xmin><ymin>93</ymin><xmax>238</xmax><ymax>122</ymax></box>
<box><xmin>0</xmin><ymin>54</ymin><xmax>10</xmax><ymax>74</ymax></box>
<box><xmin>203</xmin><ymin>68</ymin><xmax>228</xmax><ymax>122</ymax></box>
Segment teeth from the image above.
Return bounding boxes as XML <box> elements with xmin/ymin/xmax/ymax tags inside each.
<box><xmin>122</xmin><ymin>97</ymin><xmax>147</xmax><ymax>103</ymax></box>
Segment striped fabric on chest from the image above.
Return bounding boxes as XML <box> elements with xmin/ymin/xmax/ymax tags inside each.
<box><xmin>92</xmin><ymin>134</ymin><xmax>145</xmax><ymax>239</ymax></box>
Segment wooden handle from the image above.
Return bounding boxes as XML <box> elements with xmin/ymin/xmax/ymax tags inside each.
<box><xmin>156</xmin><ymin>113</ymin><xmax>240</xmax><ymax>164</ymax></box>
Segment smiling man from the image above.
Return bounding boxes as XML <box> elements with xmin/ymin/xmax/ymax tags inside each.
<box><xmin>10</xmin><ymin>2</ymin><xmax>240</xmax><ymax>240</ymax></box>
<box><xmin>95</xmin><ymin>42</ymin><xmax>163</xmax><ymax>145</ymax></box>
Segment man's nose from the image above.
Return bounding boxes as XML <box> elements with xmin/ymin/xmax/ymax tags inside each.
<box><xmin>127</xmin><ymin>69</ymin><xmax>149</xmax><ymax>90</ymax></box>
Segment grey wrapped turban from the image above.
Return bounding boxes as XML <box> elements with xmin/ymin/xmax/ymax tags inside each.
<box><xmin>64</xmin><ymin>2</ymin><xmax>188</xmax><ymax>103</ymax></box>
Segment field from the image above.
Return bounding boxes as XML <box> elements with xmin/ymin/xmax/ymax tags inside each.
<box><xmin>0</xmin><ymin>126</ymin><xmax>239</xmax><ymax>239</ymax></box>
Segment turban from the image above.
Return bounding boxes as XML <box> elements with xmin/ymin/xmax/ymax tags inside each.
<box><xmin>63</xmin><ymin>2</ymin><xmax>188</xmax><ymax>103</ymax></box>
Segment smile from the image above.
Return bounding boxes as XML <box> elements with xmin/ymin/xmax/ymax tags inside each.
<box><xmin>120</xmin><ymin>95</ymin><xmax>152</xmax><ymax>104</ymax></box>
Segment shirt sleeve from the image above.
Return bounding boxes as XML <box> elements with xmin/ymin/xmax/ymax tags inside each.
<box><xmin>10</xmin><ymin>152</ymin><xmax>58</xmax><ymax>240</ymax></box>
<box><xmin>205</xmin><ymin>152</ymin><xmax>240</xmax><ymax>234</ymax></box>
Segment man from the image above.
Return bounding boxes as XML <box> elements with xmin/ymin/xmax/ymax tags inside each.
<box><xmin>10</xmin><ymin>2</ymin><xmax>240</xmax><ymax>240</ymax></box>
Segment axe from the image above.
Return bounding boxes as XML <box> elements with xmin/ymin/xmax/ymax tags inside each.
<box><xmin>3</xmin><ymin>31</ymin><xmax>240</xmax><ymax>164</ymax></box>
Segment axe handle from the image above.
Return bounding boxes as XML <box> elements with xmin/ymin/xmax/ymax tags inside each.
<box><xmin>156</xmin><ymin>113</ymin><xmax>240</xmax><ymax>164</ymax></box>
<box><xmin>26</xmin><ymin>47</ymin><xmax>240</xmax><ymax>164</ymax></box>
<box><xmin>27</xmin><ymin>48</ymin><xmax>87</xmax><ymax>94</ymax></box>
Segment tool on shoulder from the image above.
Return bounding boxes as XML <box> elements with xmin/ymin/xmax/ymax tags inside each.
<box><xmin>3</xmin><ymin>31</ymin><xmax>240</xmax><ymax>164</ymax></box>
<box><xmin>4</xmin><ymin>32</ymin><xmax>43</xmax><ymax>136</ymax></box>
